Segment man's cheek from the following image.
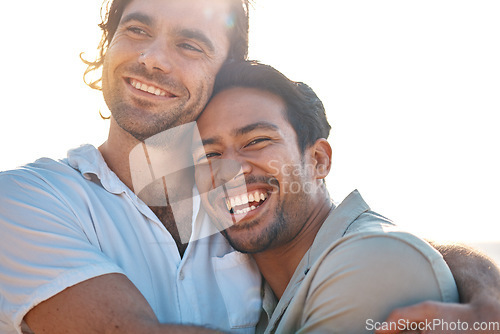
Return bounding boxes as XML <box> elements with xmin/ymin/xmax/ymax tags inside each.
<box><xmin>195</xmin><ymin>164</ymin><xmax>216</xmax><ymax>194</ymax></box>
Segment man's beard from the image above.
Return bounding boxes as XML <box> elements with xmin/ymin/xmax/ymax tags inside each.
<box><xmin>221</xmin><ymin>202</ymin><xmax>288</xmax><ymax>254</ymax></box>
<box><xmin>219</xmin><ymin>179</ymin><xmax>311</xmax><ymax>254</ymax></box>
<box><xmin>102</xmin><ymin>63</ymin><xmax>205</xmax><ymax>142</ymax></box>
<box><xmin>111</xmin><ymin>97</ymin><xmax>191</xmax><ymax>142</ymax></box>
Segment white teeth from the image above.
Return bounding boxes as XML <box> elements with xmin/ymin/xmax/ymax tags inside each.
<box><xmin>131</xmin><ymin>79</ymin><xmax>168</xmax><ymax>97</ymax></box>
<box><xmin>234</xmin><ymin>205</ymin><xmax>258</xmax><ymax>215</ymax></box>
<box><xmin>241</xmin><ymin>194</ymin><xmax>249</xmax><ymax>205</ymax></box>
<box><xmin>225</xmin><ymin>190</ymin><xmax>268</xmax><ymax>212</ymax></box>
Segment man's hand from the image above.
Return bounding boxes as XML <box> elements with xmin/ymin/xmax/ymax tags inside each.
<box><xmin>376</xmin><ymin>299</ymin><xmax>500</xmax><ymax>334</ymax></box>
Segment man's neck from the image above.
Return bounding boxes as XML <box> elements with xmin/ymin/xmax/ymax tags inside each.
<box><xmin>99</xmin><ymin>119</ymin><xmax>195</xmax><ymax>257</ymax></box>
<box><xmin>149</xmin><ymin>204</ymin><xmax>191</xmax><ymax>257</ymax></box>
<box><xmin>251</xmin><ymin>197</ymin><xmax>333</xmax><ymax>299</ymax></box>
<box><xmin>98</xmin><ymin>119</ymin><xmax>139</xmax><ymax>191</ymax></box>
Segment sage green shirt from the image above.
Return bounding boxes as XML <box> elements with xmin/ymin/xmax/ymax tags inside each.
<box><xmin>258</xmin><ymin>190</ymin><xmax>459</xmax><ymax>333</ymax></box>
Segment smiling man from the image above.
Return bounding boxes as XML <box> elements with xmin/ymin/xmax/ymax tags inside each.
<box><xmin>0</xmin><ymin>0</ymin><xmax>260</xmax><ymax>333</ymax></box>
<box><xmin>194</xmin><ymin>61</ymin><xmax>488</xmax><ymax>333</ymax></box>
<box><xmin>1</xmin><ymin>1</ymin><xmax>500</xmax><ymax>334</ymax></box>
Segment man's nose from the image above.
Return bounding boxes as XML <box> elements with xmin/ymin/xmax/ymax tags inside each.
<box><xmin>139</xmin><ymin>40</ymin><xmax>174</xmax><ymax>73</ymax></box>
<box><xmin>213</xmin><ymin>159</ymin><xmax>245</xmax><ymax>188</ymax></box>
<box><xmin>219</xmin><ymin>150</ymin><xmax>255</xmax><ymax>182</ymax></box>
<box><xmin>201</xmin><ymin>156</ymin><xmax>251</xmax><ymax>189</ymax></box>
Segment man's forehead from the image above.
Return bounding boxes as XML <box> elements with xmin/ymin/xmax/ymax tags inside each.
<box><xmin>199</xmin><ymin>94</ymin><xmax>289</xmax><ymax>144</ymax></box>
<box><xmin>205</xmin><ymin>87</ymin><xmax>287</xmax><ymax>119</ymax></box>
<box><xmin>122</xmin><ymin>0</ymin><xmax>232</xmax><ymax>51</ymax></box>
<box><xmin>207</xmin><ymin>122</ymin><xmax>280</xmax><ymax>141</ymax></box>
<box><xmin>122</xmin><ymin>0</ymin><xmax>233</xmax><ymax>23</ymax></box>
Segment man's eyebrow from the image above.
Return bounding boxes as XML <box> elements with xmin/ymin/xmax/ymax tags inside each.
<box><xmin>120</xmin><ymin>12</ymin><xmax>154</xmax><ymax>27</ymax></box>
<box><xmin>233</xmin><ymin>122</ymin><xmax>279</xmax><ymax>137</ymax></box>
<box><xmin>201</xmin><ymin>136</ymin><xmax>222</xmax><ymax>147</ymax></box>
<box><xmin>193</xmin><ymin>122</ymin><xmax>279</xmax><ymax>151</ymax></box>
<box><xmin>177</xmin><ymin>28</ymin><xmax>215</xmax><ymax>53</ymax></box>
<box><xmin>192</xmin><ymin>136</ymin><xmax>222</xmax><ymax>152</ymax></box>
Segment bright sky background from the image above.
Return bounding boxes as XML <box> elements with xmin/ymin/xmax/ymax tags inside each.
<box><xmin>1</xmin><ymin>1</ymin><xmax>499</xmax><ymax>243</ymax></box>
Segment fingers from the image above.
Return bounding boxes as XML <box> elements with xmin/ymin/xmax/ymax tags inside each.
<box><xmin>375</xmin><ymin>301</ymin><xmax>471</xmax><ymax>334</ymax></box>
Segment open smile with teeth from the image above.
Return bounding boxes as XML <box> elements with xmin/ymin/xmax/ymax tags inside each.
<box><xmin>225</xmin><ymin>190</ymin><xmax>268</xmax><ymax>215</ymax></box>
<box><xmin>129</xmin><ymin>78</ymin><xmax>173</xmax><ymax>97</ymax></box>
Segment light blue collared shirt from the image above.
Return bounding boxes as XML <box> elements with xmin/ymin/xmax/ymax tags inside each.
<box><xmin>0</xmin><ymin>144</ymin><xmax>262</xmax><ymax>334</ymax></box>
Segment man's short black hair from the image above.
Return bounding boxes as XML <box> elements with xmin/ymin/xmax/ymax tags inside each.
<box><xmin>211</xmin><ymin>61</ymin><xmax>331</xmax><ymax>152</ymax></box>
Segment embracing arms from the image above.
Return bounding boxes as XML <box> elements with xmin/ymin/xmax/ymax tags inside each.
<box><xmin>24</xmin><ymin>274</ymin><xmax>222</xmax><ymax>334</ymax></box>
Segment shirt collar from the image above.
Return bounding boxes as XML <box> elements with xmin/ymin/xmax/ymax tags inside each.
<box><xmin>260</xmin><ymin>190</ymin><xmax>371</xmax><ymax>332</ymax></box>
<box><xmin>65</xmin><ymin>144</ymin><xmax>208</xmax><ymax>245</ymax></box>
<box><xmin>307</xmin><ymin>189</ymin><xmax>370</xmax><ymax>266</ymax></box>
<box><xmin>66</xmin><ymin>144</ymin><xmax>128</xmax><ymax>195</ymax></box>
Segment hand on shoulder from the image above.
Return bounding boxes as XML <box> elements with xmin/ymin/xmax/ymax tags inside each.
<box><xmin>377</xmin><ymin>289</ymin><xmax>500</xmax><ymax>333</ymax></box>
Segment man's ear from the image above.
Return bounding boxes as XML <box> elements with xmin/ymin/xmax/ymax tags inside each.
<box><xmin>308</xmin><ymin>138</ymin><xmax>332</xmax><ymax>180</ymax></box>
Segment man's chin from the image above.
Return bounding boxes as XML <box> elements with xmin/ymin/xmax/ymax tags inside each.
<box><xmin>225</xmin><ymin>238</ymin><xmax>270</xmax><ymax>254</ymax></box>
<box><xmin>115</xmin><ymin>115</ymin><xmax>181</xmax><ymax>142</ymax></box>
<box><xmin>222</xmin><ymin>225</ymin><xmax>275</xmax><ymax>254</ymax></box>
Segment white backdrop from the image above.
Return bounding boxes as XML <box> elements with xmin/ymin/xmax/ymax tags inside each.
<box><xmin>1</xmin><ymin>1</ymin><xmax>499</xmax><ymax>243</ymax></box>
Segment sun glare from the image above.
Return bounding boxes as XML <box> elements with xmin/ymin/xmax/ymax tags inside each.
<box><xmin>1</xmin><ymin>1</ymin><xmax>499</xmax><ymax>246</ymax></box>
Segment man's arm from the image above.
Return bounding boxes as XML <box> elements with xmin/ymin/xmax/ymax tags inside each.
<box><xmin>25</xmin><ymin>273</ymin><xmax>223</xmax><ymax>334</ymax></box>
<box><xmin>379</xmin><ymin>242</ymin><xmax>500</xmax><ymax>334</ymax></box>
<box><xmin>433</xmin><ymin>242</ymin><xmax>500</xmax><ymax>304</ymax></box>
<box><xmin>0</xmin><ymin>171</ymin><xmax>225</xmax><ymax>334</ymax></box>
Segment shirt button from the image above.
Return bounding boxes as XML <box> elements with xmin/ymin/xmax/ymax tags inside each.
<box><xmin>178</xmin><ymin>272</ymin><xmax>185</xmax><ymax>281</ymax></box>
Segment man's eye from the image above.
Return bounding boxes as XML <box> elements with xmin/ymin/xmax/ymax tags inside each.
<box><xmin>196</xmin><ymin>152</ymin><xmax>220</xmax><ymax>163</ymax></box>
<box><xmin>245</xmin><ymin>138</ymin><xmax>270</xmax><ymax>148</ymax></box>
<box><xmin>205</xmin><ymin>152</ymin><xmax>221</xmax><ymax>159</ymax></box>
<box><xmin>127</xmin><ymin>26</ymin><xmax>149</xmax><ymax>36</ymax></box>
<box><xmin>179</xmin><ymin>43</ymin><xmax>203</xmax><ymax>53</ymax></box>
